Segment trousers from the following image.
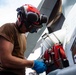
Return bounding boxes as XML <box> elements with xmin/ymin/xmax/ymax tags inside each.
<box><xmin>0</xmin><ymin>71</ymin><xmax>17</xmax><ymax>75</ymax></box>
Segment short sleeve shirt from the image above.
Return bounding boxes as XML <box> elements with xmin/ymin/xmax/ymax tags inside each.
<box><xmin>0</xmin><ymin>23</ymin><xmax>26</xmax><ymax>75</ymax></box>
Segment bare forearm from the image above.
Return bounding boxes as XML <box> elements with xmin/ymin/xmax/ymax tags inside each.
<box><xmin>1</xmin><ymin>55</ymin><xmax>34</xmax><ymax>69</ymax></box>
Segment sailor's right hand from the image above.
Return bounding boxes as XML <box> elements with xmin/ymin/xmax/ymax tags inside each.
<box><xmin>32</xmin><ymin>60</ymin><xmax>47</xmax><ymax>74</ymax></box>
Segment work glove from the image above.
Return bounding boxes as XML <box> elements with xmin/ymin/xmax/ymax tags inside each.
<box><xmin>32</xmin><ymin>60</ymin><xmax>47</xmax><ymax>74</ymax></box>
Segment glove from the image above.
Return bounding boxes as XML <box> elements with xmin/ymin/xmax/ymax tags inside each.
<box><xmin>32</xmin><ymin>60</ymin><xmax>47</xmax><ymax>74</ymax></box>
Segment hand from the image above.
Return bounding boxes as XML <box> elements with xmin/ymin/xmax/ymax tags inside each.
<box><xmin>32</xmin><ymin>60</ymin><xmax>47</xmax><ymax>74</ymax></box>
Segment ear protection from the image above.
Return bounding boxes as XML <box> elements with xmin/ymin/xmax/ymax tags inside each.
<box><xmin>26</xmin><ymin>12</ymin><xmax>39</xmax><ymax>22</ymax></box>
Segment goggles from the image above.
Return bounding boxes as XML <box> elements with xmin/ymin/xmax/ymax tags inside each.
<box><xmin>25</xmin><ymin>21</ymin><xmax>43</xmax><ymax>33</ymax></box>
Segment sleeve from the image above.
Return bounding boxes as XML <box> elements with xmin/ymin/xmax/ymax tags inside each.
<box><xmin>0</xmin><ymin>23</ymin><xmax>15</xmax><ymax>44</ymax></box>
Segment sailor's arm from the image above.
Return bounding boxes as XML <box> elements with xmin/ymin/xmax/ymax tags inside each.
<box><xmin>0</xmin><ymin>36</ymin><xmax>47</xmax><ymax>74</ymax></box>
<box><xmin>0</xmin><ymin>36</ymin><xmax>33</xmax><ymax>69</ymax></box>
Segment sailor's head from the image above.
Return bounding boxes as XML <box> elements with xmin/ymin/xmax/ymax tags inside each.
<box><xmin>16</xmin><ymin>4</ymin><xmax>48</xmax><ymax>33</ymax></box>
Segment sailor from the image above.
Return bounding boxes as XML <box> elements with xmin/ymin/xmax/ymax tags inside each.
<box><xmin>0</xmin><ymin>4</ymin><xmax>47</xmax><ymax>75</ymax></box>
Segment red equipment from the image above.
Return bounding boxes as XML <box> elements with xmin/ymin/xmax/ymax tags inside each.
<box><xmin>41</xmin><ymin>33</ymin><xmax>69</xmax><ymax>74</ymax></box>
<box><xmin>43</xmin><ymin>43</ymin><xmax>69</xmax><ymax>74</ymax></box>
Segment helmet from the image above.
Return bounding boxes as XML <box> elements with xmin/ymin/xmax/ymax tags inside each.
<box><xmin>16</xmin><ymin>4</ymin><xmax>47</xmax><ymax>33</ymax></box>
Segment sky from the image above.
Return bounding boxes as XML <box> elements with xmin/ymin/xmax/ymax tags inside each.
<box><xmin>0</xmin><ymin>0</ymin><xmax>41</xmax><ymax>26</ymax></box>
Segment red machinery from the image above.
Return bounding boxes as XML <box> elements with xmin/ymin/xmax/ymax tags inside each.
<box><xmin>41</xmin><ymin>33</ymin><xmax>69</xmax><ymax>74</ymax></box>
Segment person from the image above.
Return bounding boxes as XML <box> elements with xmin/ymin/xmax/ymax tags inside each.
<box><xmin>0</xmin><ymin>4</ymin><xmax>47</xmax><ymax>75</ymax></box>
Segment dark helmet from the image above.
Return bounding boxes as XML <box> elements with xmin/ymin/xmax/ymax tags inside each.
<box><xmin>16</xmin><ymin>4</ymin><xmax>47</xmax><ymax>33</ymax></box>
